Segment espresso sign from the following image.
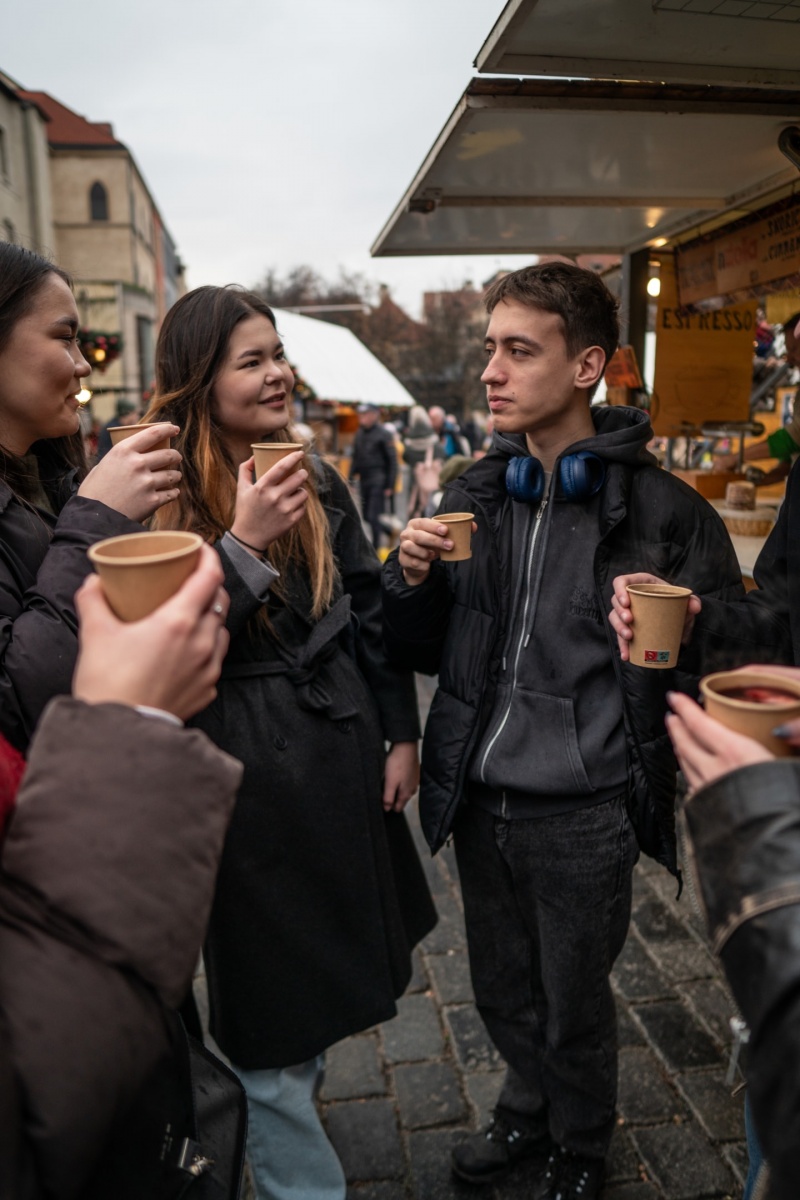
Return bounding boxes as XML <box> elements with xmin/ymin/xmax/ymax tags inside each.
<box><xmin>652</xmin><ymin>258</ymin><xmax>756</xmax><ymax>436</ymax></box>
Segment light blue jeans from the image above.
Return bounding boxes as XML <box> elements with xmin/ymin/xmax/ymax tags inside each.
<box><xmin>743</xmin><ymin>1092</ymin><xmax>766</xmax><ymax>1200</ymax></box>
<box><xmin>235</xmin><ymin>1056</ymin><xmax>346</xmax><ymax>1200</ymax></box>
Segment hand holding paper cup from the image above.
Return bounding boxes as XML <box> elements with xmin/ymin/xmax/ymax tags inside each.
<box><xmin>108</xmin><ymin>423</ymin><xmax>173</xmax><ymax>452</ymax></box>
<box><xmin>87</xmin><ymin>531</ymin><xmax>204</xmax><ymax>622</ymax></box>
<box><xmin>626</xmin><ymin>583</ymin><xmax>692</xmax><ymax>669</ymax></box>
<box><xmin>252</xmin><ymin>443</ymin><xmax>304</xmax><ymax>481</ymax></box>
<box><xmin>438</xmin><ymin>513</ymin><xmax>475</xmax><ymax>562</ymax></box>
<box><xmin>700</xmin><ymin>668</ymin><xmax>800</xmax><ymax>757</ymax></box>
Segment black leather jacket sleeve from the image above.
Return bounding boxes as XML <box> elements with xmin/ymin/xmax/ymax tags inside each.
<box><xmin>681</xmin><ymin>761</ymin><xmax>800</xmax><ymax>1200</ymax></box>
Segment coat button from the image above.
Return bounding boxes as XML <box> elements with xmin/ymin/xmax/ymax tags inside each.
<box><xmin>339</xmin><ymin>720</ymin><xmax>352</xmax><ymax>734</ymax></box>
<box><xmin>273</xmin><ymin>735</ymin><xmax>288</xmax><ymax>751</ymax></box>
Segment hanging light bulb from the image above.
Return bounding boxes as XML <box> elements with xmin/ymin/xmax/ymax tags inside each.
<box><xmin>647</xmin><ymin>276</ymin><xmax>661</xmax><ymax>298</ymax></box>
<box><xmin>76</xmin><ymin>387</ymin><xmax>93</xmax><ymax>405</ymax></box>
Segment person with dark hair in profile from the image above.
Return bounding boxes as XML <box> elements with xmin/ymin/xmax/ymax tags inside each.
<box><xmin>143</xmin><ymin>285</ymin><xmax>435</xmax><ymax>1200</ymax></box>
<box><xmin>382</xmin><ymin>262</ymin><xmax>743</xmax><ymax>1199</ymax></box>
<box><xmin>0</xmin><ymin>242</ymin><xmax>183</xmax><ymax>754</ymax></box>
<box><xmin>0</xmin><ymin>544</ymin><xmax>240</xmax><ymax>1200</ymax></box>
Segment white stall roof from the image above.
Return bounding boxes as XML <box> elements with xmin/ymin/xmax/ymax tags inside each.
<box><xmin>272</xmin><ymin>308</ymin><xmax>414</xmax><ymax>408</ymax></box>
<box><xmin>477</xmin><ymin>0</ymin><xmax>800</xmax><ymax>89</ymax></box>
<box><xmin>371</xmin><ymin>79</ymin><xmax>800</xmax><ymax>258</ymax></box>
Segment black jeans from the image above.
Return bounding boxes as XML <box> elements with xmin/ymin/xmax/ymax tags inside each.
<box><xmin>453</xmin><ymin>793</ymin><xmax>638</xmax><ymax>1159</ymax></box>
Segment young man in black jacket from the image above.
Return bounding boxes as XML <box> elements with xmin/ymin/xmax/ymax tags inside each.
<box><xmin>381</xmin><ymin>263</ymin><xmax>743</xmax><ymax>1199</ymax></box>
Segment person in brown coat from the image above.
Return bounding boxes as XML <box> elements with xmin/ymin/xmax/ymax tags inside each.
<box><xmin>0</xmin><ymin>545</ymin><xmax>240</xmax><ymax>1200</ymax></box>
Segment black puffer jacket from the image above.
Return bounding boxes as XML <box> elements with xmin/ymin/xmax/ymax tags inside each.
<box><xmin>681</xmin><ymin>761</ymin><xmax>800</xmax><ymax>1200</ymax></box>
<box><xmin>382</xmin><ymin>407</ymin><xmax>744</xmax><ymax>872</ymax></box>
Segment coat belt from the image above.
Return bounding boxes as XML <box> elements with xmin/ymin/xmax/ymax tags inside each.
<box><xmin>219</xmin><ymin>596</ymin><xmax>360</xmax><ymax>719</ymax></box>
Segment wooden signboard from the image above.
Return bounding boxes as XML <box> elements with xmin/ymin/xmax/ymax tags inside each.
<box><xmin>652</xmin><ymin>258</ymin><xmax>756</xmax><ymax>437</ymax></box>
<box><xmin>677</xmin><ymin>195</ymin><xmax>800</xmax><ymax>307</ymax></box>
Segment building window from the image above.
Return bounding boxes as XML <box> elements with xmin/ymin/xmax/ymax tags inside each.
<box><xmin>2</xmin><ymin>219</ymin><xmax>14</xmax><ymax>244</ymax></box>
<box><xmin>90</xmin><ymin>182</ymin><xmax>109</xmax><ymax>221</ymax></box>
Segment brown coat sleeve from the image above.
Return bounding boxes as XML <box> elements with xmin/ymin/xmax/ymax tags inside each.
<box><xmin>0</xmin><ymin>698</ymin><xmax>242</xmax><ymax>1198</ymax></box>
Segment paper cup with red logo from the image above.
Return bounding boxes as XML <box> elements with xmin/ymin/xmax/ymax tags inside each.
<box><xmin>700</xmin><ymin>669</ymin><xmax>800</xmax><ymax>757</ymax></box>
<box><xmin>626</xmin><ymin>583</ymin><xmax>692</xmax><ymax>669</ymax></box>
<box><xmin>251</xmin><ymin>443</ymin><xmax>304</xmax><ymax>481</ymax></box>
<box><xmin>438</xmin><ymin>513</ymin><xmax>475</xmax><ymax>562</ymax></box>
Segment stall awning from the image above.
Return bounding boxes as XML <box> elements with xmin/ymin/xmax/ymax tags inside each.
<box><xmin>371</xmin><ymin>79</ymin><xmax>800</xmax><ymax>259</ymax></box>
<box><xmin>272</xmin><ymin>309</ymin><xmax>414</xmax><ymax>408</ymax></box>
<box><xmin>477</xmin><ymin>0</ymin><xmax>800</xmax><ymax>89</ymax></box>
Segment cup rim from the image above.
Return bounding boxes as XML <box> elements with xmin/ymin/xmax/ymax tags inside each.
<box><xmin>627</xmin><ymin>584</ymin><xmax>692</xmax><ymax>599</ymax></box>
<box><xmin>251</xmin><ymin>442</ymin><xmax>304</xmax><ymax>451</ymax></box>
<box><xmin>700</xmin><ymin>669</ymin><xmax>800</xmax><ymax>710</ymax></box>
<box><xmin>107</xmin><ymin>422</ymin><xmax>171</xmax><ymax>434</ymax></box>
<box><xmin>88</xmin><ymin>530</ymin><xmax>203</xmax><ymax>567</ymax></box>
<box><xmin>438</xmin><ymin>512</ymin><xmax>475</xmax><ymax>524</ymax></box>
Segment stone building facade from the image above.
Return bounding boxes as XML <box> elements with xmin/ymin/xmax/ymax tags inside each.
<box><xmin>14</xmin><ymin>86</ymin><xmax>185</xmax><ymax>423</ymax></box>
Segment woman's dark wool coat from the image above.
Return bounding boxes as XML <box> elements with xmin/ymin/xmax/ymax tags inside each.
<box><xmin>197</xmin><ymin>463</ymin><xmax>436</xmax><ymax>1070</ymax></box>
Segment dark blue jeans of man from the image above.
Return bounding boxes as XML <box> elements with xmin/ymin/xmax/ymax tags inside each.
<box><xmin>453</xmin><ymin>793</ymin><xmax>638</xmax><ymax>1159</ymax></box>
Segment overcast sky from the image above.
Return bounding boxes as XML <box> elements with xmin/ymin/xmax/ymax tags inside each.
<box><xmin>5</xmin><ymin>0</ymin><xmax>534</xmax><ymax>317</ymax></box>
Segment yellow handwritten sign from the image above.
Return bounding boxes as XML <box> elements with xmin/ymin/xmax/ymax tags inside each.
<box><xmin>652</xmin><ymin>258</ymin><xmax>756</xmax><ymax>436</ymax></box>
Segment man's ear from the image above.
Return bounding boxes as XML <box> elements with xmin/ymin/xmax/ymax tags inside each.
<box><xmin>575</xmin><ymin>346</ymin><xmax>606</xmax><ymax>392</ymax></box>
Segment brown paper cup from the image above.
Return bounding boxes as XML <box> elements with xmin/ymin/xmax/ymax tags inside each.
<box><xmin>252</xmin><ymin>443</ymin><xmax>304</xmax><ymax>480</ymax></box>
<box><xmin>108</xmin><ymin>423</ymin><xmax>172</xmax><ymax>451</ymax></box>
<box><xmin>627</xmin><ymin>583</ymin><xmax>692</xmax><ymax>669</ymax></box>
<box><xmin>87</xmin><ymin>531</ymin><xmax>203</xmax><ymax>622</ymax></box>
<box><xmin>439</xmin><ymin>513</ymin><xmax>475</xmax><ymax>562</ymax></box>
<box><xmin>700</xmin><ymin>669</ymin><xmax>800</xmax><ymax>757</ymax></box>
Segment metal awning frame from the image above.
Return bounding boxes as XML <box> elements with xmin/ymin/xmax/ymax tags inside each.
<box><xmin>371</xmin><ymin>79</ymin><xmax>800</xmax><ymax>259</ymax></box>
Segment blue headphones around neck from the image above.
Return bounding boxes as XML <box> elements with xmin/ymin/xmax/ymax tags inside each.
<box><xmin>505</xmin><ymin>451</ymin><xmax>606</xmax><ymax>506</ymax></box>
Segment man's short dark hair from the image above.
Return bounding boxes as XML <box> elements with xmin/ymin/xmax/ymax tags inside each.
<box><xmin>484</xmin><ymin>262</ymin><xmax>620</xmax><ymax>373</ymax></box>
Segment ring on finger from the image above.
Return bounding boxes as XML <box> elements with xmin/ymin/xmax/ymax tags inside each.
<box><xmin>212</xmin><ymin>602</ymin><xmax>224</xmax><ymax>616</ymax></box>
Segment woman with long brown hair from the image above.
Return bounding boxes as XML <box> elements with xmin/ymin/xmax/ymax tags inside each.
<box><xmin>145</xmin><ymin>285</ymin><xmax>435</xmax><ymax>1200</ymax></box>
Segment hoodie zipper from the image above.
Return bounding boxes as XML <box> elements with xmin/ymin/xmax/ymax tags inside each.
<box><xmin>479</xmin><ymin>494</ymin><xmax>548</xmax><ymax>789</ymax></box>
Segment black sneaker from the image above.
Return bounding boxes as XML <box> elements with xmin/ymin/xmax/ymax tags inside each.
<box><xmin>537</xmin><ymin>1148</ymin><xmax>605</xmax><ymax>1200</ymax></box>
<box><xmin>451</xmin><ymin>1112</ymin><xmax>550</xmax><ymax>1185</ymax></box>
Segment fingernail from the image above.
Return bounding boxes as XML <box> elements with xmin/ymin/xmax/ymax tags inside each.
<box><xmin>443</xmin><ymin>540</ymin><xmax>453</xmax><ymax>549</ymax></box>
<box><xmin>666</xmin><ymin>691</ymin><xmax>677</xmax><ymax>702</ymax></box>
<box><xmin>437</xmin><ymin>526</ymin><xmax>448</xmax><ymax>535</ymax></box>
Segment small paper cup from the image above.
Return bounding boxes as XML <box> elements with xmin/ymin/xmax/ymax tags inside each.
<box><xmin>252</xmin><ymin>443</ymin><xmax>304</xmax><ymax>480</ymax></box>
<box><xmin>627</xmin><ymin>583</ymin><xmax>692</xmax><ymax>669</ymax></box>
<box><xmin>700</xmin><ymin>669</ymin><xmax>800</xmax><ymax>757</ymax></box>
<box><xmin>439</xmin><ymin>513</ymin><xmax>475</xmax><ymax>562</ymax></box>
<box><xmin>108</xmin><ymin>423</ymin><xmax>172</xmax><ymax>452</ymax></box>
<box><xmin>87</xmin><ymin>531</ymin><xmax>203</xmax><ymax>622</ymax></box>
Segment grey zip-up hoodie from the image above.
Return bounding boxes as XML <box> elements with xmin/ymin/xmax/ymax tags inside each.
<box><xmin>469</xmin><ymin>411</ymin><xmax>656</xmax><ymax>816</ymax></box>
